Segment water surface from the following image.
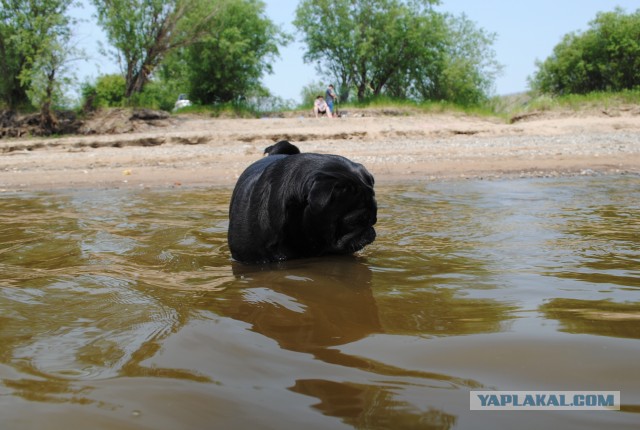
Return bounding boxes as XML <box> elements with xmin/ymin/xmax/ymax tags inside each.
<box><xmin>1</xmin><ymin>176</ymin><xmax>639</xmax><ymax>429</ymax></box>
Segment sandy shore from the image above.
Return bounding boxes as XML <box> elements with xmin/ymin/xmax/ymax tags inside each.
<box><xmin>1</xmin><ymin>108</ymin><xmax>639</xmax><ymax>191</ymax></box>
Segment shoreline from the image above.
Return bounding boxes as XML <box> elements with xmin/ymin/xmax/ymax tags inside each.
<box><xmin>1</xmin><ymin>111</ymin><xmax>639</xmax><ymax>191</ymax></box>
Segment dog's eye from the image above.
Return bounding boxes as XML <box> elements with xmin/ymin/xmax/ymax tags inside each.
<box><xmin>335</xmin><ymin>184</ymin><xmax>351</xmax><ymax>194</ymax></box>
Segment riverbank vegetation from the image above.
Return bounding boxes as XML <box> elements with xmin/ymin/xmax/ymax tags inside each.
<box><xmin>1</xmin><ymin>1</ymin><xmax>639</xmax><ymax>136</ymax></box>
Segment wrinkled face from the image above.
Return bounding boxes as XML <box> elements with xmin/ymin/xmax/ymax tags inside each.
<box><xmin>303</xmin><ymin>173</ymin><xmax>377</xmax><ymax>255</ymax></box>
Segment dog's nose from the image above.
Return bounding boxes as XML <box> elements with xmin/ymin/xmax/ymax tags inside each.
<box><xmin>370</xmin><ymin>200</ymin><xmax>378</xmax><ymax>225</ymax></box>
<box><xmin>370</xmin><ymin>212</ymin><xmax>377</xmax><ymax>226</ymax></box>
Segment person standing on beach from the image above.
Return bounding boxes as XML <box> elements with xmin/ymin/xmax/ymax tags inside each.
<box><xmin>325</xmin><ymin>84</ymin><xmax>338</xmax><ymax>117</ymax></box>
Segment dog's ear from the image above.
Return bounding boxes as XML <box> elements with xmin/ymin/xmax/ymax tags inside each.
<box><xmin>307</xmin><ymin>175</ymin><xmax>339</xmax><ymax>213</ymax></box>
<box><xmin>307</xmin><ymin>175</ymin><xmax>354</xmax><ymax>213</ymax></box>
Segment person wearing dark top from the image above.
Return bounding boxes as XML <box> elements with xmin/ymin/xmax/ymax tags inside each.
<box><xmin>325</xmin><ymin>84</ymin><xmax>338</xmax><ymax>117</ymax></box>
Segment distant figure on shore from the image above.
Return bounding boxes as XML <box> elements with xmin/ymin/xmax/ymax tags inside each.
<box><xmin>325</xmin><ymin>84</ymin><xmax>338</xmax><ymax>117</ymax></box>
<box><xmin>313</xmin><ymin>96</ymin><xmax>331</xmax><ymax>118</ymax></box>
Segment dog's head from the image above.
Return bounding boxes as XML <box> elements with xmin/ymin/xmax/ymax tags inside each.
<box><xmin>295</xmin><ymin>161</ymin><xmax>377</xmax><ymax>256</ymax></box>
<box><xmin>264</xmin><ymin>140</ymin><xmax>301</xmax><ymax>156</ymax></box>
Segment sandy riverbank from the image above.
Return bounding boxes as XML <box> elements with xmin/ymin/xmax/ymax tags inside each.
<box><xmin>1</xmin><ymin>107</ymin><xmax>639</xmax><ymax>191</ymax></box>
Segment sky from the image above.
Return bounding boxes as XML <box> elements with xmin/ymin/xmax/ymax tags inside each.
<box><xmin>72</xmin><ymin>0</ymin><xmax>640</xmax><ymax>103</ymax></box>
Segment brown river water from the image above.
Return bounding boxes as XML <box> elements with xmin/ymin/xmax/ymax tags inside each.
<box><xmin>1</xmin><ymin>176</ymin><xmax>639</xmax><ymax>429</ymax></box>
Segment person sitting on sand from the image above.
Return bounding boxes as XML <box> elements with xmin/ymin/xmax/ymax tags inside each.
<box><xmin>313</xmin><ymin>96</ymin><xmax>331</xmax><ymax>118</ymax></box>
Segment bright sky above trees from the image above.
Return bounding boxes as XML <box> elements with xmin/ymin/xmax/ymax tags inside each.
<box><xmin>71</xmin><ymin>0</ymin><xmax>640</xmax><ymax>102</ymax></box>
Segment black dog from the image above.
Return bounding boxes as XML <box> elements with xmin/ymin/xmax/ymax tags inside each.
<box><xmin>228</xmin><ymin>141</ymin><xmax>377</xmax><ymax>264</ymax></box>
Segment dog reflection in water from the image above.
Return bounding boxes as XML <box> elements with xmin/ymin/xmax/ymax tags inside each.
<box><xmin>228</xmin><ymin>141</ymin><xmax>377</xmax><ymax>264</ymax></box>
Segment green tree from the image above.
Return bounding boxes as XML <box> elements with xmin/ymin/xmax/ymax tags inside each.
<box><xmin>26</xmin><ymin>32</ymin><xmax>84</xmax><ymax>130</ymax></box>
<box><xmin>0</xmin><ymin>0</ymin><xmax>77</xmax><ymax>110</ymax></box>
<box><xmin>300</xmin><ymin>80</ymin><xmax>326</xmax><ymax>107</ymax></box>
<box><xmin>294</xmin><ymin>0</ymin><xmax>499</xmax><ymax>105</ymax></box>
<box><xmin>294</xmin><ymin>0</ymin><xmax>436</xmax><ymax>102</ymax></box>
<box><xmin>531</xmin><ymin>8</ymin><xmax>640</xmax><ymax>95</ymax></box>
<box><xmin>91</xmin><ymin>0</ymin><xmax>224</xmax><ymax>99</ymax></box>
<box><xmin>410</xmin><ymin>13</ymin><xmax>500</xmax><ymax>105</ymax></box>
<box><xmin>162</xmin><ymin>0</ymin><xmax>288</xmax><ymax>104</ymax></box>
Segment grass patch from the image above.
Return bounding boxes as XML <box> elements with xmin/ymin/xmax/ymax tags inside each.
<box><xmin>173</xmin><ymin>101</ymin><xmax>260</xmax><ymax>118</ymax></box>
<box><xmin>163</xmin><ymin>90</ymin><xmax>640</xmax><ymax>122</ymax></box>
<box><xmin>530</xmin><ymin>89</ymin><xmax>640</xmax><ymax>110</ymax></box>
<box><xmin>494</xmin><ymin>89</ymin><xmax>640</xmax><ymax>117</ymax></box>
<box><xmin>336</xmin><ymin>96</ymin><xmax>499</xmax><ymax>118</ymax></box>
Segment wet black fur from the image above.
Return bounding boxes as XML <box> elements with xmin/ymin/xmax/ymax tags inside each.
<box><xmin>228</xmin><ymin>142</ymin><xmax>377</xmax><ymax>264</ymax></box>
<box><xmin>263</xmin><ymin>140</ymin><xmax>301</xmax><ymax>156</ymax></box>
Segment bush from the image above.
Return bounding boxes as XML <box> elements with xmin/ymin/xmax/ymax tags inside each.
<box><xmin>95</xmin><ymin>74</ymin><xmax>127</xmax><ymax>107</ymax></box>
<box><xmin>82</xmin><ymin>74</ymin><xmax>189</xmax><ymax>112</ymax></box>
<box><xmin>531</xmin><ymin>8</ymin><xmax>640</xmax><ymax>95</ymax></box>
<box><xmin>81</xmin><ymin>74</ymin><xmax>126</xmax><ymax>110</ymax></box>
<box><xmin>130</xmin><ymin>80</ymin><xmax>185</xmax><ymax>112</ymax></box>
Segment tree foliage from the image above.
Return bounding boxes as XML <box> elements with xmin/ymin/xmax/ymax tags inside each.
<box><xmin>91</xmin><ymin>0</ymin><xmax>225</xmax><ymax>98</ymax></box>
<box><xmin>531</xmin><ymin>8</ymin><xmax>640</xmax><ymax>95</ymax></box>
<box><xmin>410</xmin><ymin>13</ymin><xmax>500</xmax><ymax>105</ymax></box>
<box><xmin>0</xmin><ymin>0</ymin><xmax>77</xmax><ymax>111</ymax></box>
<box><xmin>161</xmin><ymin>0</ymin><xmax>288</xmax><ymax>104</ymax></box>
<box><xmin>293</xmin><ymin>0</ymin><xmax>500</xmax><ymax>105</ymax></box>
<box><xmin>300</xmin><ymin>80</ymin><xmax>326</xmax><ymax>107</ymax></box>
<box><xmin>27</xmin><ymin>30</ymin><xmax>84</xmax><ymax>130</ymax></box>
<box><xmin>81</xmin><ymin>74</ymin><xmax>127</xmax><ymax>110</ymax></box>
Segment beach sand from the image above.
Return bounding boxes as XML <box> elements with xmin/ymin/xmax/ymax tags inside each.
<box><xmin>1</xmin><ymin>107</ymin><xmax>639</xmax><ymax>191</ymax></box>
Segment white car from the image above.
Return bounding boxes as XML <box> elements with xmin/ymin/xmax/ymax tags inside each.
<box><xmin>174</xmin><ymin>94</ymin><xmax>192</xmax><ymax>111</ymax></box>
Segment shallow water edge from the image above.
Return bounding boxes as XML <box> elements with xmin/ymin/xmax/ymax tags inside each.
<box><xmin>1</xmin><ymin>175</ymin><xmax>639</xmax><ymax>429</ymax></box>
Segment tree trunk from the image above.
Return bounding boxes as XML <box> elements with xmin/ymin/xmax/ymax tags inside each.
<box><xmin>40</xmin><ymin>69</ymin><xmax>58</xmax><ymax>134</ymax></box>
<box><xmin>125</xmin><ymin>60</ymin><xmax>154</xmax><ymax>99</ymax></box>
<box><xmin>338</xmin><ymin>74</ymin><xmax>351</xmax><ymax>102</ymax></box>
<box><xmin>356</xmin><ymin>83</ymin><xmax>366</xmax><ymax>102</ymax></box>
